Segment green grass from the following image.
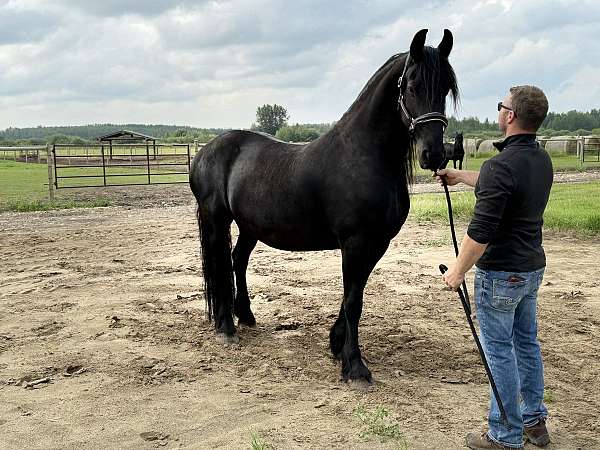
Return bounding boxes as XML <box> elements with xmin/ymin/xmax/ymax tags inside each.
<box><xmin>410</xmin><ymin>181</ymin><xmax>600</xmax><ymax>233</ymax></box>
<box><xmin>0</xmin><ymin>159</ymin><xmax>186</xmax><ymax>211</ymax></box>
<box><xmin>544</xmin><ymin>390</ymin><xmax>555</xmax><ymax>404</ymax></box>
<box><xmin>0</xmin><ymin>159</ymin><xmax>50</xmax><ymax>202</ymax></box>
<box><xmin>2</xmin><ymin>198</ymin><xmax>112</xmax><ymax>213</ymax></box>
<box><xmin>353</xmin><ymin>405</ymin><xmax>408</xmax><ymax>448</ymax></box>
<box><xmin>415</xmin><ymin>153</ymin><xmax>600</xmax><ymax>177</ymax></box>
<box><xmin>250</xmin><ymin>432</ymin><xmax>272</xmax><ymax>450</ymax></box>
<box><xmin>543</xmin><ymin>183</ymin><xmax>600</xmax><ymax>232</ymax></box>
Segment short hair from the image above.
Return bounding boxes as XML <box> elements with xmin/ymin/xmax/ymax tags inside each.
<box><xmin>509</xmin><ymin>85</ymin><xmax>549</xmax><ymax>131</ymax></box>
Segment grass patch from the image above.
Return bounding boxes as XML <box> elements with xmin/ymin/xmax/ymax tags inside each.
<box><xmin>0</xmin><ymin>159</ymin><xmax>50</xmax><ymax>202</ymax></box>
<box><xmin>0</xmin><ymin>159</ymin><xmax>184</xmax><ymax>212</ymax></box>
<box><xmin>414</xmin><ymin>152</ymin><xmax>599</xmax><ymax>176</ymax></box>
<box><xmin>543</xmin><ymin>183</ymin><xmax>600</xmax><ymax>233</ymax></box>
<box><xmin>410</xmin><ymin>181</ymin><xmax>600</xmax><ymax>234</ymax></box>
<box><xmin>353</xmin><ymin>405</ymin><xmax>408</xmax><ymax>448</ymax></box>
<box><xmin>250</xmin><ymin>432</ymin><xmax>272</xmax><ymax>450</ymax></box>
<box><xmin>544</xmin><ymin>390</ymin><xmax>555</xmax><ymax>404</ymax></box>
<box><xmin>0</xmin><ymin>197</ymin><xmax>111</xmax><ymax>213</ymax></box>
<box><xmin>409</xmin><ymin>190</ymin><xmax>475</xmax><ymax>224</ymax></box>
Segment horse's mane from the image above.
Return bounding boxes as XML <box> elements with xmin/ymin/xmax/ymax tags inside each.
<box><xmin>340</xmin><ymin>53</ymin><xmax>403</xmax><ymax>117</ymax></box>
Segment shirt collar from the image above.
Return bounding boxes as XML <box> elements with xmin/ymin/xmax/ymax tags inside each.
<box><xmin>493</xmin><ymin>133</ymin><xmax>537</xmax><ymax>151</ymax></box>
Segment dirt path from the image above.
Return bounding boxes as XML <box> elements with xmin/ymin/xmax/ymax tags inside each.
<box><xmin>1</xmin><ymin>205</ymin><xmax>599</xmax><ymax>449</ymax></box>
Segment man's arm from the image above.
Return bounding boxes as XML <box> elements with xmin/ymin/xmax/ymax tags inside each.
<box><xmin>442</xmin><ymin>234</ymin><xmax>488</xmax><ymax>290</ymax></box>
<box><xmin>435</xmin><ymin>168</ymin><xmax>479</xmax><ymax>187</ymax></box>
<box><xmin>442</xmin><ymin>160</ymin><xmax>514</xmax><ymax>290</ymax></box>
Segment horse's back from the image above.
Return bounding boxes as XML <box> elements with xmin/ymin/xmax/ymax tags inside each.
<box><xmin>190</xmin><ymin>130</ymin><xmax>336</xmax><ymax>249</ymax></box>
<box><xmin>190</xmin><ymin>130</ymin><xmax>299</xmax><ymax>196</ymax></box>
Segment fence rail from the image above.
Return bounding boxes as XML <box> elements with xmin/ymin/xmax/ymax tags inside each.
<box><xmin>51</xmin><ymin>143</ymin><xmax>201</xmax><ymax>189</ymax></box>
<box><xmin>0</xmin><ymin>146</ymin><xmax>47</xmax><ymax>163</ymax></box>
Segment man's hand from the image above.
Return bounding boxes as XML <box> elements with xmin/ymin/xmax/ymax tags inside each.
<box><xmin>435</xmin><ymin>168</ymin><xmax>461</xmax><ymax>186</ymax></box>
<box><xmin>442</xmin><ymin>265</ymin><xmax>465</xmax><ymax>291</ymax></box>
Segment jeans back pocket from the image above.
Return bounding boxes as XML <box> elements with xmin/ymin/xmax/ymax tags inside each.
<box><xmin>491</xmin><ymin>277</ymin><xmax>527</xmax><ymax>312</ymax></box>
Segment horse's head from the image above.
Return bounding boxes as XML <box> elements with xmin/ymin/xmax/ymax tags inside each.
<box><xmin>397</xmin><ymin>29</ymin><xmax>459</xmax><ymax>171</ymax></box>
<box><xmin>455</xmin><ymin>132</ymin><xmax>463</xmax><ymax>145</ymax></box>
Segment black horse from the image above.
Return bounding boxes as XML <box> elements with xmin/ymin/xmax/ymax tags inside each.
<box><xmin>444</xmin><ymin>131</ymin><xmax>465</xmax><ymax>169</ymax></box>
<box><xmin>189</xmin><ymin>29</ymin><xmax>459</xmax><ymax>383</ymax></box>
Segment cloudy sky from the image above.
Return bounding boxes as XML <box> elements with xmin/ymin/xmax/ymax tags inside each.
<box><xmin>1</xmin><ymin>0</ymin><xmax>599</xmax><ymax>130</ymax></box>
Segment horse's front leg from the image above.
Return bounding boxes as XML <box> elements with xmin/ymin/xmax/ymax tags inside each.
<box><xmin>335</xmin><ymin>235</ymin><xmax>389</xmax><ymax>383</ymax></box>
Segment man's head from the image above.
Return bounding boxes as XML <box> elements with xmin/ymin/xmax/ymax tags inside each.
<box><xmin>498</xmin><ymin>85</ymin><xmax>548</xmax><ymax>136</ymax></box>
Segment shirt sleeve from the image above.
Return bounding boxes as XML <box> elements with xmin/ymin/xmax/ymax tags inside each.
<box><xmin>467</xmin><ymin>159</ymin><xmax>515</xmax><ymax>244</ymax></box>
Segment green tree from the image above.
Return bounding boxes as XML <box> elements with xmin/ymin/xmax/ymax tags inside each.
<box><xmin>253</xmin><ymin>104</ymin><xmax>289</xmax><ymax>135</ymax></box>
<box><xmin>275</xmin><ymin>124</ymin><xmax>320</xmax><ymax>142</ymax></box>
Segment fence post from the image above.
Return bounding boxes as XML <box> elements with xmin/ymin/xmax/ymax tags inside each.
<box><xmin>146</xmin><ymin>143</ymin><xmax>151</xmax><ymax>184</ymax></box>
<box><xmin>46</xmin><ymin>144</ymin><xmax>55</xmax><ymax>201</ymax></box>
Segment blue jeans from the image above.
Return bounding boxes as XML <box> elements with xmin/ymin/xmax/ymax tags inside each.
<box><xmin>474</xmin><ymin>267</ymin><xmax>548</xmax><ymax>448</ymax></box>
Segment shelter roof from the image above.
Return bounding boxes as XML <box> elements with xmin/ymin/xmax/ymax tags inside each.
<box><xmin>97</xmin><ymin>130</ymin><xmax>156</xmax><ymax>142</ymax></box>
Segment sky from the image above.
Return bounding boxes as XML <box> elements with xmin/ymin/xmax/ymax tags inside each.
<box><xmin>1</xmin><ymin>0</ymin><xmax>599</xmax><ymax>130</ymax></box>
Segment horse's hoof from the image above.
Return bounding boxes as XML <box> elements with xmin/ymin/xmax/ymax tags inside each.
<box><xmin>237</xmin><ymin>321</ymin><xmax>256</xmax><ymax>329</ymax></box>
<box><xmin>236</xmin><ymin>315</ymin><xmax>257</xmax><ymax>328</ymax></box>
<box><xmin>234</xmin><ymin>309</ymin><xmax>256</xmax><ymax>328</ymax></box>
<box><xmin>347</xmin><ymin>378</ymin><xmax>373</xmax><ymax>391</ymax></box>
<box><xmin>342</xmin><ymin>358</ymin><xmax>373</xmax><ymax>385</ymax></box>
<box><xmin>216</xmin><ymin>333</ymin><xmax>240</xmax><ymax>344</ymax></box>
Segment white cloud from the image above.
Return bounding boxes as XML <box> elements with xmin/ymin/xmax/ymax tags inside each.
<box><xmin>0</xmin><ymin>0</ymin><xmax>599</xmax><ymax>129</ymax></box>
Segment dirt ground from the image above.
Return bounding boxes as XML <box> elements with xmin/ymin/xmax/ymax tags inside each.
<box><xmin>1</xmin><ymin>193</ymin><xmax>599</xmax><ymax>449</ymax></box>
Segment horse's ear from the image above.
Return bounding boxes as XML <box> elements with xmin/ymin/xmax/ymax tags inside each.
<box><xmin>410</xmin><ymin>29</ymin><xmax>428</xmax><ymax>62</ymax></box>
<box><xmin>438</xmin><ymin>29</ymin><xmax>453</xmax><ymax>59</ymax></box>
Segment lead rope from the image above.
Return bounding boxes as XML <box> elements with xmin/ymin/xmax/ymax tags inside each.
<box><xmin>437</xmin><ymin>173</ymin><xmax>511</xmax><ymax>430</ymax></box>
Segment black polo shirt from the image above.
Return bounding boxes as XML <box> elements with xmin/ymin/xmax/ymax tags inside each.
<box><xmin>467</xmin><ymin>134</ymin><xmax>553</xmax><ymax>272</ymax></box>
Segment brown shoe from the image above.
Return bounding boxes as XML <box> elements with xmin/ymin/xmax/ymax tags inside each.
<box><xmin>524</xmin><ymin>418</ymin><xmax>550</xmax><ymax>447</ymax></box>
<box><xmin>465</xmin><ymin>432</ymin><xmax>513</xmax><ymax>449</ymax></box>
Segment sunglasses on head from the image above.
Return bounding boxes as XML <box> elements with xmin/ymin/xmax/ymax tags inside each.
<box><xmin>497</xmin><ymin>102</ymin><xmax>516</xmax><ymax>116</ymax></box>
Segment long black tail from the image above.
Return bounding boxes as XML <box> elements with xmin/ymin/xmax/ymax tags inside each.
<box><xmin>196</xmin><ymin>206</ymin><xmax>235</xmax><ymax>323</ymax></box>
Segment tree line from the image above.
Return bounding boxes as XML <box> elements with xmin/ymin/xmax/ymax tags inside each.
<box><xmin>0</xmin><ymin>124</ymin><xmax>228</xmax><ymax>146</ymax></box>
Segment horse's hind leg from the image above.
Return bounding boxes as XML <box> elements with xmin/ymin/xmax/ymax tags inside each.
<box><xmin>232</xmin><ymin>231</ymin><xmax>257</xmax><ymax>327</ymax></box>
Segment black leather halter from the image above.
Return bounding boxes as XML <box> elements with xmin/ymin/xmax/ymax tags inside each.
<box><xmin>396</xmin><ymin>54</ymin><xmax>449</xmax><ymax>136</ymax></box>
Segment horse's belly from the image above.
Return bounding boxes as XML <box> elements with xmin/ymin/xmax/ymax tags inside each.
<box><xmin>235</xmin><ymin>215</ymin><xmax>339</xmax><ymax>251</ymax></box>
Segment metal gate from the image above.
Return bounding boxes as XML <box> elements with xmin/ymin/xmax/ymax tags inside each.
<box><xmin>582</xmin><ymin>138</ymin><xmax>600</xmax><ymax>163</ymax></box>
<box><xmin>52</xmin><ymin>143</ymin><xmax>193</xmax><ymax>189</ymax></box>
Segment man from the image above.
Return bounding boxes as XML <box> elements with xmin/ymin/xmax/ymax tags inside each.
<box><xmin>437</xmin><ymin>85</ymin><xmax>553</xmax><ymax>450</ymax></box>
